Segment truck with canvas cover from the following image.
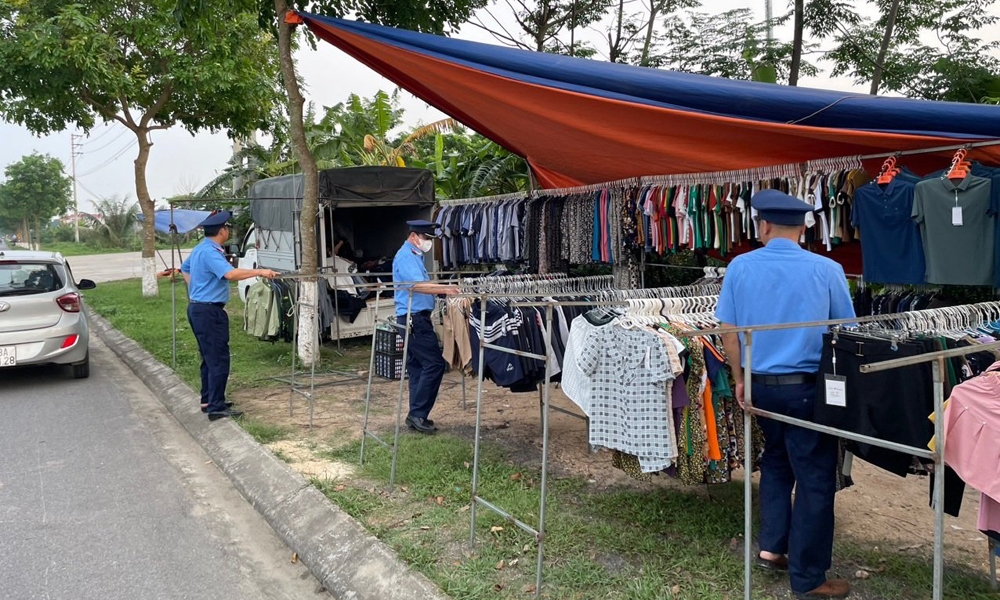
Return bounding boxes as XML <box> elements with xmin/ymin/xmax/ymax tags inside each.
<box><xmin>237</xmin><ymin>166</ymin><xmax>435</xmax><ymax>341</ymax></box>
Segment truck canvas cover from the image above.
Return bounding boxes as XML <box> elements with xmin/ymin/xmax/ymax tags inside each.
<box><xmin>249</xmin><ymin>167</ymin><xmax>435</xmax><ymax>232</ymax></box>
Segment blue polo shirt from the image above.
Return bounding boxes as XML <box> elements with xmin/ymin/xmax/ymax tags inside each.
<box><xmin>181</xmin><ymin>238</ymin><xmax>234</xmax><ymax>304</ymax></box>
<box><xmin>715</xmin><ymin>238</ymin><xmax>855</xmax><ymax>375</ymax></box>
<box><xmin>393</xmin><ymin>241</ymin><xmax>435</xmax><ymax>316</ymax></box>
<box><xmin>851</xmin><ymin>178</ymin><xmax>925</xmax><ymax>284</ymax></box>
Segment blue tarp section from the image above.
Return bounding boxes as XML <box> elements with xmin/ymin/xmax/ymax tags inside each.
<box><xmin>304</xmin><ymin>13</ymin><xmax>1000</xmax><ymax>139</ymax></box>
<box><xmin>138</xmin><ymin>210</ymin><xmax>211</xmax><ymax>235</ymax></box>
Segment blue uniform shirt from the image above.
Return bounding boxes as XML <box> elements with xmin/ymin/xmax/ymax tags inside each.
<box><xmin>181</xmin><ymin>238</ymin><xmax>234</xmax><ymax>304</ymax></box>
<box><xmin>715</xmin><ymin>238</ymin><xmax>855</xmax><ymax>375</ymax></box>
<box><xmin>393</xmin><ymin>241</ymin><xmax>434</xmax><ymax>316</ymax></box>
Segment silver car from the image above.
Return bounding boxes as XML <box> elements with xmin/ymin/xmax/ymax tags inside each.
<box><xmin>0</xmin><ymin>250</ymin><xmax>96</xmax><ymax>379</ymax></box>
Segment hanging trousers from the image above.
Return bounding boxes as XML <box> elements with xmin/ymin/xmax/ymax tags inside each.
<box><xmin>752</xmin><ymin>377</ymin><xmax>837</xmax><ymax>594</ymax></box>
<box><xmin>397</xmin><ymin>311</ymin><xmax>446</xmax><ymax>420</ymax></box>
<box><xmin>187</xmin><ymin>302</ymin><xmax>231</xmax><ymax>414</ymax></box>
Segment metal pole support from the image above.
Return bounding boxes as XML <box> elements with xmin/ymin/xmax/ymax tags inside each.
<box><xmin>469</xmin><ymin>293</ymin><xmax>488</xmax><ymax>547</ymax></box>
<box><xmin>388</xmin><ymin>293</ymin><xmax>414</xmax><ymax>491</ymax></box>
<box><xmin>359</xmin><ymin>289</ymin><xmax>382</xmax><ymax>466</ymax></box>
<box><xmin>742</xmin><ymin>330</ymin><xmax>754</xmax><ymax>600</ymax></box>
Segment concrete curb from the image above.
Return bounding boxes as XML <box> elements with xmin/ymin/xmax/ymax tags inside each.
<box><xmin>87</xmin><ymin>308</ymin><xmax>449</xmax><ymax>600</ymax></box>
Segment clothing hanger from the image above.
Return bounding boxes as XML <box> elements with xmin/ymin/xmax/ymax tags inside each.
<box><xmin>946</xmin><ymin>147</ymin><xmax>972</xmax><ymax>181</ymax></box>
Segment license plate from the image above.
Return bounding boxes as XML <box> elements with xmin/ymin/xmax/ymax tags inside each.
<box><xmin>0</xmin><ymin>345</ymin><xmax>16</xmax><ymax>367</ymax></box>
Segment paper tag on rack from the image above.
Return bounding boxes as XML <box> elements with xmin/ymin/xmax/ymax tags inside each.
<box><xmin>952</xmin><ymin>206</ymin><xmax>963</xmax><ymax>226</ymax></box>
<box><xmin>824</xmin><ymin>374</ymin><xmax>847</xmax><ymax>407</ymax></box>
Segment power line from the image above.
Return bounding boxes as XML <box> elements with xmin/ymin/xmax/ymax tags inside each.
<box><xmin>80</xmin><ymin>129</ymin><xmax>130</xmax><ymax>155</ymax></box>
<box><xmin>78</xmin><ymin>123</ymin><xmax>120</xmax><ymax>146</ymax></box>
<box><xmin>77</xmin><ymin>139</ymin><xmax>137</xmax><ymax>177</ymax></box>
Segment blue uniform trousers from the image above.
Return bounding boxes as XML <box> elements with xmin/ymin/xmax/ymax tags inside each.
<box><xmin>753</xmin><ymin>379</ymin><xmax>837</xmax><ymax>594</ymax></box>
<box><xmin>187</xmin><ymin>303</ymin><xmax>231</xmax><ymax>414</ymax></box>
<box><xmin>397</xmin><ymin>312</ymin><xmax>446</xmax><ymax>420</ymax></box>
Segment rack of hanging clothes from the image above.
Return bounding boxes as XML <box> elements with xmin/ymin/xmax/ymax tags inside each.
<box><xmin>816</xmin><ymin>302</ymin><xmax>1000</xmax><ymax>492</ymax></box>
<box><xmin>447</xmin><ymin>275</ymin><xmax>615</xmax><ymax>392</ymax></box>
<box><xmin>551</xmin><ymin>290</ymin><xmax>766</xmax><ymax>486</ymax></box>
<box><xmin>459</xmin><ymin>280</ymin><xmax>749</xmax><ymax>597</ymax></box>
<box><xmin>853</xmin><ymin>283</ymin><xmax>952</xmax><ymax>317</ymax></box>
<box><xmin>848</xmin><ymin>147</ymin><xmax>1000</xmax><ymax>287</ymax></box>
<box><xmin>667</xmin><ymin>306</ymin><xmax>1000</xmax><ymax>600</ymax></box>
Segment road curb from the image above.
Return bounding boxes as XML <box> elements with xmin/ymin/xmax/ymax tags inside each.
<box><xmin>87</xmin><ymin>308</ymin><xmax>450</xmax><ymax>600</ymax></box>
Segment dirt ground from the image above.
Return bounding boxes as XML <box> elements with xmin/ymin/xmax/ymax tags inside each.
<box><xmin>233</xmin><ymin>370</ymin><xmax>996</xmax><ymax>577</ymax></box>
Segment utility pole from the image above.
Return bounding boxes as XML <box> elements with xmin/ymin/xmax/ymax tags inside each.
<box><xmin>764</xmin><ymin>0</ymin><xmax>773</xmax><ymax>53</ymax></box>
<box><xmin>70</xmin><ymin>134</ymin><xmax>82</xmax><ymax>243</ymax></box>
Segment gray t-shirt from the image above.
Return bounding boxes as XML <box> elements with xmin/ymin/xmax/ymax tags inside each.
<box><xmin>911</xmin><ymin>175</ymin><xmax>995</xmax><ymax>285</ymax></box>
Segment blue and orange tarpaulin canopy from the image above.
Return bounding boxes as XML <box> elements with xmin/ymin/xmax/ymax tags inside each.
<box><xmin>293</xmin><ymin>12</ymin><xmax>1000</xmax><ymax>189</ymax></box>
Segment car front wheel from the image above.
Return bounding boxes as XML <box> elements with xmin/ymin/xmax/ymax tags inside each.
<box><xmin>72</xmin><ymin>352</ymin><xmax>90</xmax><ymax>379</ymax></box>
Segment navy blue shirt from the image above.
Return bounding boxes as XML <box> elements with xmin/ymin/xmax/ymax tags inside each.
<box><xmin>181</xmin><ymin>238</ymin><xmax>234</xmax><ymax>303</ymax></box>
<box><xmin>851</xmin><ymin>179</ymin><xmax>925</xmax><ymax>284</ymax></box>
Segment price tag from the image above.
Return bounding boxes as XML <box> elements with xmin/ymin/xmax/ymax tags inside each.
<box><xmin>825</xmin><ymin>374</ymin><xmax>847</xmax><ymax>407</ymax></box>
<box><xmin>952</xmin><ymin>206</ymin><xmax>964</xmax><ymax>226</ymax></box>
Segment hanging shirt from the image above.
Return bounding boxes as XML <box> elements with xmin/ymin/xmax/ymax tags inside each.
<box><xmin>392</xmin><ymin>240</ymin><xmax>434</xmax><ymax>316</ymax></box>
<box><xmin>578</xmin><ymin>323</ymin><xmax>677</xmax><ymax>473</ymax></box>
<box><xmin>912</xmin><ymin>175</ymin><xmax>994</xmax><ymax>286</ymax></box>
<box><xmin>715</xmin><ymin>237</ymin><xmax>855</xmax><ymax>375</ymax></box>
<box><xmin>852</xmin><ymin>178</ymin><xmax>925</xmax><ymax>284</ymax></box>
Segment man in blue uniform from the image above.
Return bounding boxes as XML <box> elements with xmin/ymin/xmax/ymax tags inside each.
<box><xmin>715</xmin><ymin>190</ymin><xmax>855</xmax><ymax>600</ymax></box>
<box><xmin>173</xmin><ymin>211</ymin><xmax>278</xmax><ymax>421</ymax></box>
<box><xmin>393</xmin><ymin>220</ymin><xmax>458</xmax><ymax>434</ymax></box>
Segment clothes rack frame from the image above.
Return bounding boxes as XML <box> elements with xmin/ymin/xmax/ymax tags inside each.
<box><xmin>495</xmin><ymin>298</ymin><xmax>1000</xmax><ymax>598</ymax></box>
<box><xmin>357</xmin><ymin>273</ymin><xmax>604</xmax><ymax>489</ymax></box>
<box><xmin>669</xmin><ymin>302</ymin><xmax>1000</xmax><ymax>600</ymax></box>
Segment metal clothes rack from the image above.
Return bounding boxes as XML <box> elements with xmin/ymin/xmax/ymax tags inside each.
<box><xmin>480</xmin><ymin>297</ymin><xmax>1000</xmax><ymax>598</ymax></box>
<box><xmin>357</xmin><ymin>273</ymin><xmax>616</xmax><ymax>488</ymax></box>
<box><xmin>671</xmin><ymin>302</ymin><xmax>1000</xmax><ymax>600</ymax></box>
<box><xmin>463</xmin><ymin>283</ymin><xmax>724</xmax><ymax>597</ymax></box>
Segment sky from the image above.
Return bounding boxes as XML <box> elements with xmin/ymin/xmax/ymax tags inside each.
<box><xmin>0</xmin><ymin>0</ymin><xmax>987</xmax><ymax>214</ymax></box>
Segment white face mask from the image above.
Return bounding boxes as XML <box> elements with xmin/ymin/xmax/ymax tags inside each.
<box><xmin>418</xmin><ymin>238</ymin><xmax>433</xmax><ymax>253</ymax></box>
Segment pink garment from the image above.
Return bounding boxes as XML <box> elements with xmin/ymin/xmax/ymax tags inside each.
<box><xmin>943</xmin><ymin>362</ymin><xmax>1000</xmax><ymax>532</ymax></box>
<box><xmin>978</xmin><ymin>493</ymin><xmax>1000</xmax><ymax>535</ymax></box>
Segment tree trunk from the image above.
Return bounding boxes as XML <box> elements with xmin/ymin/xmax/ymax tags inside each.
<box><xmin>789</xmin><ymin>0</ymin><xmax>804</xmax><ymax>86</ymax></box>
<box><xmin>33</xmin><ymin>215</ymin><xmax>40</xmax><ymax>251</ymax></box>
<box><xmin>276</xmin><ymin>0</ymin><xmax>320</xmax><ymax>365</ymax></box>
<box><xmin>611</xmin><ymin>0</ymin><xmax>625</xmax><ymax>62</ymax></box>
<box><xmin>134</xmin><ymin>131</ymin><xmax>159</xmax><ymax>297</ymax></box>
<box><xmin>870</xmin><ymin>0</ymin><xmax>901</xmax><ymax>95</ymax></box>
<box><xmin>21</xmin><ymin>217</ymin><xmax>28</xmax><ymax>249</ymax></box>
<box><xmin>640</xmin><ymin>0</ymin><xmax>661</xmax><ymax>67</ymax></box>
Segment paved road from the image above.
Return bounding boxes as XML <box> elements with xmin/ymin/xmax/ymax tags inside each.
<box><xmin>64</xmin><ymin>251</ymin><xmax>147</xmax><ymax>283</ymax></box>
<box><xmin>0</xmin><ymin>337</ymin><xmax>331</xmax><ymax>600</ymax></box>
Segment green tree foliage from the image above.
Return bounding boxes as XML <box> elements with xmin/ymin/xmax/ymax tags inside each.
<box><xmin>85</xmin><ymin>195</ymin><xmax>141</xmax><ymax>249</ymax></box>
<box><xmin>199</xmin><ymin>90</ymin><xmax>530</xmax><ymax>202</ymax></box>
<box><xmin>808</xmin><ymin>0</ymin><xmax>1000</xmax><ymax>101</ymax></box>
<box><xmin>0</xmin><ymin>153</ymin><xmax>72</xmax><ymax>249</ymax></box>
<box><xmin>662</xmin><ymin>8</ymin><xmax>818</xmax><ymax>83</ymax></box>
<box><xmin>0</xmin><ymin>0</ymin><xmax>282</xmax><ymax>295</ymax></box>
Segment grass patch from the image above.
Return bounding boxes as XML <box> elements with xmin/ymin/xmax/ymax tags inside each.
<box><xmin>42</xmin><ymin>239</ymin><xmax>198</xmax><ymax>257</ymax></box>
<box><xmin>240</xmin><ymin>418</ymin><xmax>291</xmax><ymax>444</ymax></box>
<box><xmin>317</xmin><ymin>434</ymin><xmax>997</xmax><ymax>600</ymax></box>
<box><xmin>85</xmin><ymin>278</ymin><xmax>369</xmax><ymax>390</ymax></box>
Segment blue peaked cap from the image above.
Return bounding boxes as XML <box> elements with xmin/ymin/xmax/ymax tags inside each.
<box><xmin>751</xmin><ymin>190</ymin><xmax>813</xmax><ymax>226</ymax></box>
<box><xmin>199</xmin><ymin>210</ymin><xmax>232</xmax><ymax>228</ymax></box>
<box><xmin>407</xmin><ymin>219</ymin><xmax>441</xmax><ymax>237</ymax></box>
